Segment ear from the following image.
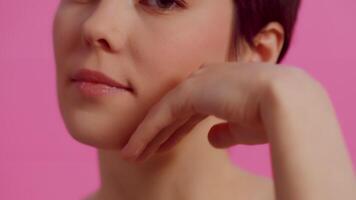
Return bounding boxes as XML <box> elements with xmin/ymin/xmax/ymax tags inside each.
<box><xmin>239</xmin><ymin>22</ymin><xmax>285</xmax><ymax>63</ymax></box>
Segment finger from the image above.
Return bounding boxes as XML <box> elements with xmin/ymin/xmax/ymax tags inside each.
<box><xmin>157</xmin><ymin>114</ymin><xmax>208</xmax><ymax>153</ymax></box>
<box><xmin>187</xmin><ymin>63</ymin><xmax>209</xmax><ymax>78</ymax></box>
<box><xmin>207</xmin><ymin>122</ymin><xmax>268</xmax><ymax>148</ymax></box>
<box><xmin>137</xmin><ymin>113</ymin><xmax>207</xmax><ymax>162</ymax></box>
<box><xmin>119</xmin><ymin>101</ymin><xmax>173</xmax><ymax>160</ymax></box>
<box><xmin>120</xmin><ymin>88</ymin><xmax>191</xmax><ymax>160</ymax></box>
<box><xmin>134</xmin><ymin>115</ymin><xmax>193</xmax><ymax>162</ymax></box>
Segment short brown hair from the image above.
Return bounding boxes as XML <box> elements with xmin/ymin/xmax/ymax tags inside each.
<box><xmin>234</xmin><ymin>0</ymin><xmax>302</xmax><ymax>63</ymax></box>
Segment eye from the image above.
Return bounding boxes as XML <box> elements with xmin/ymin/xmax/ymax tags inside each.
<box><xmin>66</xmin><ymin>0</ymin><xmax>94</xmax><ymax>4</ymax></box>
<box><xmin>139</xmin><ymin>0</ymin><xmax>187</xmax><ymax>11</ymax></box>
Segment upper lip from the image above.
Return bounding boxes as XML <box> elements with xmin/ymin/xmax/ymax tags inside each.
<box><xmin>70</xmin><ymin>68</ymin><xmax>131</xmax><ymax>91</ymax></box>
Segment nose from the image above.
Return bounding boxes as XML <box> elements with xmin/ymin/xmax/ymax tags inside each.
<box><xmin>81</xmin><ymin>1</ymin><xmax>131</xmax><ymax>53</ymax></box>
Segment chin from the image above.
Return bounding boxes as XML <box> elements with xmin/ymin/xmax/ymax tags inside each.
<box><xmin>59</xmin><ymin>106</ymin><xmax>140</xmax><ymax>150</ymax></box>
<box><xmin>56</xmin><ymin>84</ymin><xmax>147</xmax><ymax>150</ymax></box>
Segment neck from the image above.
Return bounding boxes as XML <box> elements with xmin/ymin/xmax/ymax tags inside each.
<box><xmin>93</xmin><ymin>116</ymin><xmax>244</xmax><ymax>200</ymax></box>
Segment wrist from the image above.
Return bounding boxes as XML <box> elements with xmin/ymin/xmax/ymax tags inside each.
<box><xmin>259</xmin><ymin>68</ymin><xmax>333</xmax><ymax>137</ymax></box>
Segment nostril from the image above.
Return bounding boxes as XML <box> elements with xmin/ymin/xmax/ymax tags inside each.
<box><xmin>85</xmin><ymin>37</ymin><xmax>111</xmax><ymax>51</ymax></box>
<box><xmin>97</xmin><ymin>38</ymin><xmax>110</xmax><ymax>50</ymax></box>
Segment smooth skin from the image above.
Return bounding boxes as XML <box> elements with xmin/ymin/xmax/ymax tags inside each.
<box><xmin>119</xmin><ymin>25</ymin><xmax>356</xmax><ymax>200</ymax></box>
<box><xmin>52</xmin><ymin>0</ymin><xmax>356</xmax><ymax>199</ymax></box>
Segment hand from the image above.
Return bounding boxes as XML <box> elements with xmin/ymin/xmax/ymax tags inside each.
<box><xmin>119</xmin><ymin>62</ymin><xmax>356</xmax><ymax>199</ymax></box>
<box><xmin>119</xmin><ymin>62</ymin><xmax>317</xmax><ymax>163</ymax></box>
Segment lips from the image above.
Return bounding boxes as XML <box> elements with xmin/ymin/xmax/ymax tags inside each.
<box><xmin>70</xmin><ymin>68</ymin><xmax>131</xmax><ymax>91</ymax></box>
<box><xmin>69</xmin><ymin>68</ymin><xmax>133</xmax><ymax>97</ymax></box>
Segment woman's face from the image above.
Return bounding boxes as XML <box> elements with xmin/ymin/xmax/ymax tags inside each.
<box><xmin>53</xmin><ymin>0</ymin><xmax>235</xmax><ymax>149</ymax></box>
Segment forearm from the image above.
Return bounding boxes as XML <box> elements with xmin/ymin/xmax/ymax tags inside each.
<box><xmin>262</xmin><ymin>79</ymin><xmax>356</xmax><ymax>200</ymax></box>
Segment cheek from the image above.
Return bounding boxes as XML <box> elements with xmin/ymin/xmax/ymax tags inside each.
<box><xmin>53</xmin><ymin>8</ymin><xmax>140</xmax><ymax>149</ymax></box>
<box><xmin>53</xmin><ymin>7</ymin><xmax>77</xmax><ymax>59</ymax></box>
<box><xmin>132</xmin><ymin>12</ymin><xmax>233</xmax><ymax>102</ymax></box>
<box><xmin>51</xmin><ymin>2</ymin><xmax>234</xmax><ymax>149</ymax></box>
<box><xmin>53</xmin><ymin>4</ymin><xmax>91</xmax><ymax>70</ymax></box>
<box><xmin>53</xmin><ymin>7</ymin><xmax>83</xmax><ymax>88</ymax></box>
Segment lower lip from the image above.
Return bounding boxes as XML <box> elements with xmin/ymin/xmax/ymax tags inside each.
<box><xmin>72</xmin><ymin>81</ymin><xmax>129</xmax><ymax>97</ymax></box>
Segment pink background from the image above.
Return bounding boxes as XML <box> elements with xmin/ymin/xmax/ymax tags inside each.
<box><xmin>1</xmin><ymin>0</ymin><xmax>355</xmax><ymax>199</ymax></box>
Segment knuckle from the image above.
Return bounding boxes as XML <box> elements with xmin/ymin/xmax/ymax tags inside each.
<box><xmin>177</xmin><ymin>78</ymin><xmax>195</xmax><ymax>96</ymax></box>
<box><xmin>172</xmin><ymin>82</ymin><xmax>196</xmax><ymax>115</ymax></box>
<box><xmin>199</xmin><ymin>63</ymin><xmax>212</xmax><ymax>69</ymax></box>
<box><xmin>188</xmin><ymin>63</ymin><xmax>216</xmax><ymax>78</ymax></box>
<box><xmin>188</xmin><ymin>68</ymin><xmax>205</xmax><ymax>78</ymax></box>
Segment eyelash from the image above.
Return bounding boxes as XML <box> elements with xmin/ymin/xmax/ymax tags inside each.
<box><xmin>139</xmin><ymin>0</ymin><xmax>187</xmax><ymax>12</ymax></box>
<box><xmin>68</xmin><ymin>0</ymin><xmax>188</xmax><ymax>14</ymax></box>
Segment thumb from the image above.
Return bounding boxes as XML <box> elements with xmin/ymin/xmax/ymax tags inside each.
<box><xmin>207</xmin><ymin>122</ymin><xmax>268</xmax><ymax>148</ymax></box>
